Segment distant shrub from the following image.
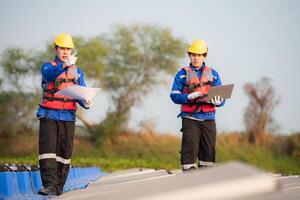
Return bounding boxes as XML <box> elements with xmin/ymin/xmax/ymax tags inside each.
<box><xmin>287</xmin><ymin>132</ymin><xmax>300</xmax><ymax>159</ymax></box>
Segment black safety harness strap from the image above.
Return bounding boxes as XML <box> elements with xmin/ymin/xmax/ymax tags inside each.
<box><xmin>43</xmin><ymin>96</ymin><xmax>76</xmax><ymax>102</ymax></box>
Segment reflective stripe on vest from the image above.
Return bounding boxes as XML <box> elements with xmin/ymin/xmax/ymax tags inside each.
<box><xmin>39</xmin><ymin>61</ymin><xmax>78</xmax><ymax>110</ymax></box>
<box><xmin>181</xmin><ymin>66</ymin><xmax>215</xmax><ymax>113</ymax></box>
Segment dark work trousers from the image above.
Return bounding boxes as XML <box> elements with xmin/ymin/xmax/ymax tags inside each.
<box><xmin>180</xmin><ymin>117</ymin><xmax>216</xmax><ymax>169</ymax></box>
<box><xmin>39</xmin><ymin>117</ymin><xmax>75</xmax><ymax>192</ymax></box>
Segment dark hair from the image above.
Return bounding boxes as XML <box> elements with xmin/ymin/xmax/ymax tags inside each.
<box><xmin>188</xmin><ymin>52</ymin><xmax>207</xmax><ymax>57</ymax></box>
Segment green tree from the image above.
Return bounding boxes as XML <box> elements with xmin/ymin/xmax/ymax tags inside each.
<box><xmin>78</xmin><ymin>24</ymin><xmax>186</xmax><ymax>144</ymax></box>
<box><xmin>0</xmin><ymin>24</ymin><xmax>186</xmax><ymax>144</ymax></box>
<box><xmin>0</xmin><ymin>91</ymin><xmax>37</xmax><ymax>137</ymax></box>
<box><xmin>0</xmin><ymin>47</ymin><xmax>44</xmax><ymax>137</ymax></box>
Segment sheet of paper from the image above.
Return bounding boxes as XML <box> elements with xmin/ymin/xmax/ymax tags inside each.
<box><xmin>56</xmin><ymin>85</ymin><xmax>101</xmax><ymax>101</ymax></box>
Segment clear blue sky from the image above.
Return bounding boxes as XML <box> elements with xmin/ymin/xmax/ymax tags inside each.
<box><xmin>1</xmin><ymin>0</ymin><xmax>299</xmax><ymax>134</ymax></box>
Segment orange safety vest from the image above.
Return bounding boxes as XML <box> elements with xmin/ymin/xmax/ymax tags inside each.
<box><xmin>39</xmin><ymin>61</ymin><xmax>77</xmax><ymax>110</ymax></box>
<box><xmin>181</xmin><ymin>65</ymin><xmax>215</xmax><ymax>113</ymax></box>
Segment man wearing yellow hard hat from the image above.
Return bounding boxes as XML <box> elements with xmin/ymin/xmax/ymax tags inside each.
<box><xmin>170</xmin><ymin>39</ymin><xmax>225</xmax><ymax>171</ymax></box>
<box><xmin>36</xmin><ymin>33</ymin><xmax>92</xmax><ymax>195</ymax></box>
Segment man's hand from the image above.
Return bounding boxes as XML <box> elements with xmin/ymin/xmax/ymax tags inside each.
<box><xmin>83</xmin><ymin>99</ymin><xmax>94</xmax><ymax>108</ymax></box>
<box><xmin>210</xmin><ymin>96</ymin><xmax>224</xmax><ymax>106</ymax></box>
<box><xmin>67</xmin><ymin>66</ymin><xmax>79</xmax><ymax>79</ymax></box>
<box><xmin>65</xmin><ymin>54</ymin><xmax>78</xmax><ymax>67</ymax></box>
<box><xmin>187</xmin><ymin>91</ymin><xmax>202</xmax><ymax>100</ymax></box>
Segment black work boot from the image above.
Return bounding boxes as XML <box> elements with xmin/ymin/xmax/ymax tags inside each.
<box><xmin>182</xmin><ymin>166</ymin><xmax>197</xmax><ymax>173</ymax></box>
<box><xmin>56</xmin><ymin>188</ymin><xmax>63</xmax><ymax>196</ymax></box>
<box><xmin>38</xmin><ymin>186</ymin><xmax>59</xmax><ymax>196</ymax></box>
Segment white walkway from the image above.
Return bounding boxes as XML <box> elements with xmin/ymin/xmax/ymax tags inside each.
<box><xmin>57</xmin><ymin>161</ymin><xmax>300</xmax><ymax>200</ymax></box>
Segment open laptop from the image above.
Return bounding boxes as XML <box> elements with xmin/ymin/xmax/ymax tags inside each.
<box><xmin>206</xmin><ymin>84</ymin><xmax>234</xmax><ymax>102</ymax></box>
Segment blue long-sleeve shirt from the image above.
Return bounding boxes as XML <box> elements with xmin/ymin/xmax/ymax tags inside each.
<box><xmin>36</xmin><ymin>56</ymin><xmax>88</xmax><ymax>121</ymax></box>
<box><xmin>170</xmin><ymin>63</ymin><xmax>225</xmax><ymax>120</ymax></box>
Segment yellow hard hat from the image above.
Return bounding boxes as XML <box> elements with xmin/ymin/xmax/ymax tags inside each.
<box><xmin>187</xmin><ymin>39</ymin><xmax>208</xmax><ymax>54</ymax></box>
<box><xmin>54</xmin><ymin>33</ymin><xmax>74</xmax><ymax>48</ymax></box>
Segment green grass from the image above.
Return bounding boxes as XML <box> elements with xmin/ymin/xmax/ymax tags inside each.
<box><xmin>0</xmin><ymin>156</ymin><xmax>180</xmax><ymax>172</ymax></box>
<box><xmin>216</xmin><ymin>144</ymin><xmax>300</xmax><ymax>175</ymax></box>
<box><xmin>0</xmin><ymin>132</ymin><xmax>299</xmax><ymax>174</ymax></box>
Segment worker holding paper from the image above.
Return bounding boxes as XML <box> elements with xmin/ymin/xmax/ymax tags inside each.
<box><xmin>36</xmin><ymin>33</ymin><xmax>92</xmax><ymax>195</ymax></box>
<box><xmin>170</xmin><ymin>39</ymin><xmax>225</xmax><ymax>171</ymax></box>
